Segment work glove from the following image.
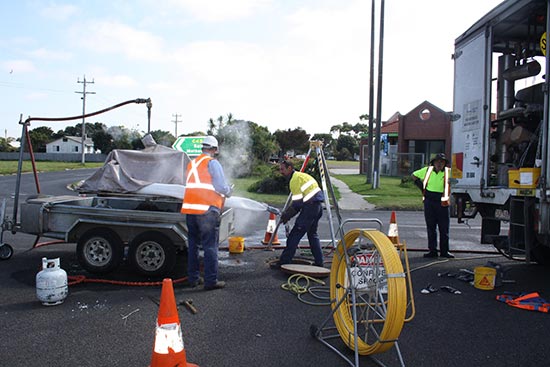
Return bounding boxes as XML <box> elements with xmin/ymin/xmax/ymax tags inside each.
<box><xmin>280</xmin><ymin>206</ymin><xmax>298</xmax><ymax>224</ymax></box>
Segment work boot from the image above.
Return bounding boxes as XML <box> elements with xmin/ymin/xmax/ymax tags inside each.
<box><xmin>187</xmin><ymin>277</ymin><xmax>204</xmax><ymax>288</ymax></box>
<box><xmin>204</xmin><ymin>281</ymin><xmax>226</xmax><ymax>291</ymax></box>
<box><xmin>440</xmin><ymin>252</ymin><xmax>455</xmax><ymax>259</ymax></box>
<box><xmin>423</xmin><ymin>251</ymin><xmax>438</xmax><ymax>258</ymax></box>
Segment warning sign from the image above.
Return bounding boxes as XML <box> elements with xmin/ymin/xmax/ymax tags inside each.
<box><xmin>478</xmin><ymin>276</ymin><xmax>492</xmax><ymax>287</ymax></box>
<box><xmin>348</xmin><ymin>252</ymin><xmax>387</xmax><ymax>294</ymax></box>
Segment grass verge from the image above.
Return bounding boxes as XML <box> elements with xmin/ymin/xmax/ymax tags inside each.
<box><xmin>333</xmin><ymin>174</ymin><xmax>423</xmax><ymax>211</ymax></box>
<box><xmin>0</xmin><ymin>161</ymin><xmax>104</xmax><ymax>175</ymax></box>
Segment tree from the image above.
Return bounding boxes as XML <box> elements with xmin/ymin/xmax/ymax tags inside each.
<box><xmin>274</xmin><ymin>128</ymin><xmax>310</xmax><ymax>156</ymax></box>
<box><xmin>0</xmin><ymin>137</ymin><xmax>17</xmax><ymax>152</ymax></box>
<box><xmin>28</xmin><ymin>126</ymin><xmax>54</xmax><ymax>152</ymax></box>
<box><xmin>150</xmin><ymin>130</ymin><xmax>176</xmax><ymax>147</ymax></box>
<box><xmin>92</xmin><ymin>130</ymin><xmax>114</xmax><ymax>154</ymax></box>
<box><xmin>336</xmin><ymin>134</ymin><xmax>358</xmax><ymax>159</ymax></box>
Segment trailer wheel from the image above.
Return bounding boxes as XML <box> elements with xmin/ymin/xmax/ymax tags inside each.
<box><xmin>0</xmin><ymin>244</ymin><xmax>13</xmax><ymax>260</ymax></box>
<box><xmin>128</xmin><ymin>232</ymin><xmax>176</xmax><ymax>276</ymax></box>
<box><xmin>77</xmin><ymin>229</ymin><xmax>124</xmax><ymax>274</ymax></box>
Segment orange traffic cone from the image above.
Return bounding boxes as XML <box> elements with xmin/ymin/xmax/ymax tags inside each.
<box><xmin>150</xmin><ymin>278</ymin><xmax>199</xmax><ymax>367</ymax></box>
<box><xmin>261</xmin><ymin>212</ymin><xmax>281</xmax><ymax>245</ymax></box>
<box><xmin>387</xmin><ymin>211</ymin><xmax>400</xmax><ymax>247</ymax></box>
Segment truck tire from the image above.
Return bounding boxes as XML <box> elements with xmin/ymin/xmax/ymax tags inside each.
<box><xmin>128</xmin><ymin>232</ymin><xmax>176</xmax><ymax>276</ymax></box>
<box><xmin>77</xmin><ymin>229</ymin><xmax>124</xmax><ymax>274</ymax></box>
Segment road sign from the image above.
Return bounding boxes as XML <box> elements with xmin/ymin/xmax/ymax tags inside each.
<box><xmin>172</xmin><ymin>136</ymin><xmax>205</xmax><ymax>156</ymax></box>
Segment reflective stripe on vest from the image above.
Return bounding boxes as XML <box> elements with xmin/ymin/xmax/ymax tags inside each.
<box><xmin>290</xmin><ymin>171</ymin><xmax>321</xmax><ymax>203</ymax></box>
<box><xmin>422</xmin><ymin>166</ymin><xmax>451</xmax><ymax>206</ymax></box>
<box><xmin>181</xmin><ymin>154</ymin><xmax>223</xmax><ymax>215</ymax></box>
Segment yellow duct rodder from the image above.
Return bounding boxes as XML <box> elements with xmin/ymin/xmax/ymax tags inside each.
<box><xmin>330</xmin><ymin>229</ymin><xmax>407</xmax><ymax>356</ymax></box>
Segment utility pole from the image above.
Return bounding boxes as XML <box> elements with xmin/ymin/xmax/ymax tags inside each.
<box><xmin>75</xmin><ymin>75</ymin><xmax>95</xmax><ymax>164</ymax></box>
<box><xmin>373</xmin><ymin>0</ymin><xmax>385</xmax><ymax>189</ymax></box>
<box><xmin>172</xmin><ymin>114</ymin><xmax>182</xmax><ymax>137</ymax></box>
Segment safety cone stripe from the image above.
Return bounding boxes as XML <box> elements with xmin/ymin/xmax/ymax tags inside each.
<box><xmin>150</xmin><ymin>278</ymin><xmax>200</xmax><ymax>367</ymax></box>
<box><xmin>387</xmin><ymin>223</ymin><xmax>399</xmax><ymax>237</ymax></box>
<box><xmin>262</xmin><ymin>213</ymin><xmax>280</xmax><ymax>245</ymax></box>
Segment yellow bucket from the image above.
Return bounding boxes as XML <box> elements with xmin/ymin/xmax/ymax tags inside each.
<box><xmin>228</xmin><ymin>236</ymin><xmax>245</xmax><ymax>254</ymax></box>
<box><xmin>473</xmin><ymin>266</ymin><xmax>496</xmax><ymax>290</ymax></box>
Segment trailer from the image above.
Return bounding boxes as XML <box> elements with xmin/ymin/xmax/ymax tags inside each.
<box><xmin>0</xmin><ymin>100</ymin><xmax>235</xmax><ymax>276</ymax></box>
<box><xmin>451</xmin><ymin>0</ymin><xmax>550</xmax><ymax>264</ymax></box>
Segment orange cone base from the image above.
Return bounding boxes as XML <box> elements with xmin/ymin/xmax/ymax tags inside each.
<box><xmin>262</xmin><ymin>233</ymin><xmax>280</xmax><ymax>245</ymax></box>
<box><xmin>150</xmin><ymin>351</ymin><xmax>200</xmax><ymax>367</ymax></box>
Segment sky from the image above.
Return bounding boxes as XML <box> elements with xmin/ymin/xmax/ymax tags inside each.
<box><xmin>0</xmin><ymin>0</ymin><xmax>504</xmax><ymax>140</ymax></box>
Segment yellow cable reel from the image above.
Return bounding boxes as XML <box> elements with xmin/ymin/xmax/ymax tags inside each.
<box><xmin>330</xmin><ymin>229</ymin><xmax>407</xmax><ymax>355</ymax></box>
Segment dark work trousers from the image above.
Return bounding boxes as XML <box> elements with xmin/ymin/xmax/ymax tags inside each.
<box><xmin>279</xmin><ymin>200</ymin><xmax>324</xmax><ymax>266</ymax></box>
<box><xmin>186</xmin><ymin>210</ymin><xmax>221</xmax><ymax>287</ymax></box>
<box><xmin>423</xmin><ymin>191</ymin><xmax>450</xmax><ymax>254</ymax></box>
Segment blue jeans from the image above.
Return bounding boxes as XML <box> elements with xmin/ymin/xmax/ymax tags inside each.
<box><xmin>186</xmin><ymin>210</ymin><xmax>221</xmax><ymax>287</ymax></box>
<box><xmin>279</xmin><ymin>201</ymin><xmax>324</xmax><ymax>266</ymax></box>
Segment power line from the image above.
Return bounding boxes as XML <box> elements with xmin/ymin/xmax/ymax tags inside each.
<box><xmin>172</xmin><ymin>113</ymin><xmax>181</xmax><ymax>137</ymax></box>
<box><xmin>75</xmin><ymin>75</ymin><xmax>95</xmax><ymax>164</ymax></box>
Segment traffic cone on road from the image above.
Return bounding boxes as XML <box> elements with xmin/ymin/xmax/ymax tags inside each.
<box><xmin>387</xmin><ymin>211</ymin><xmax>400</xmax><ymax>247</ymax></box>
<box><xmin>150</xmin><ymin>278</ymin><xmax>199</xmax><ymax>367</ymax></box>
<box><xmin>261</xmin><ymin>212</ymin><xmax>280</xmax><ymax>245</ymax></box>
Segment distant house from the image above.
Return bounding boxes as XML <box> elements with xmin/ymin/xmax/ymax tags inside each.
<box><xmin>46</xmin><ymin>136</ymin><xmax>94</xmax><ymax>154</ymax></box>
<box><xmin>359</xmin><ymin>101</ymin><xmax>452</xmax><ymax>176</ymax></box>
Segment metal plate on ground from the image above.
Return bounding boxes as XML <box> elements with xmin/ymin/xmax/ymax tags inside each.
<box><xmin>280</xmin><ymin>264</ymin><xmax>331</xmax><ymax>278</ymax></box>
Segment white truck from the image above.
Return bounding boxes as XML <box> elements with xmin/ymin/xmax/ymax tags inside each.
<box><xmin>451</xmin><ymin>0</ymin><xmax>550</xmax><ymax>264</ymax></box>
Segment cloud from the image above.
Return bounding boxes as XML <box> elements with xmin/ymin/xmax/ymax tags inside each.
<box><xmin>98</xmin><ymin>74</ymin><xmax>138</xmax><ymax>88</ymax></box>
<box><xmin>71</xmin><ymin>21</ymin><xmax>165</xmax><ymax>61</ymax></box>
<box><xmin>170</xmin><ymin>0</ymin><xmax>273</xmax><ymax>22</ymax></box>
<box><xmin>27</xmin><ymin>48</ymin><xmax>73</xmax><ymax>61</ymax></box>
<box><xmin>39</xmin><ymin>3</ymin><xmax>78</xmax><ymax>21</ymax></box>
<box><xmin>2</xmin><ymin>59</ymin><xmax>36</xmax><ymax>73</ymax></box>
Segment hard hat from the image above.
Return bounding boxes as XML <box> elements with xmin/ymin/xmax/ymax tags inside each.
<box><xmin>202</xmin><ymin>135</ymin><xmax>218</xmax><ymax>149</ymax></box>
<box><xmin>430</xmin><ymin>153</ymin><xmax>448</xmax><ymax>165</ymax></box>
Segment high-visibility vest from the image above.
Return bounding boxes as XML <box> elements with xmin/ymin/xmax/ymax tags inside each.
<box><xmin>181</xmin><ymin>154</ymin><xmax>224</xmax><ymax>215</ymax></box>
<box><xmin>497</xmin><ymin>292</ymin><xmax>549</xmax><ymax>313</ymax></box>
<box><xmin>289</xmin><ymin>171</ymin><xmax>321</xmax><ymax>204</ymax></box>
<box><xmin>422</xmin><ymin>166</ymin><xmax>451</xmax><ymax>206</ymax></box>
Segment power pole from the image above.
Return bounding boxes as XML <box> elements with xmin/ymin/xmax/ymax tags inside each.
<box><xmin>75</xmin><ymin>75</ymin><xmax>95</xmax><ymax>164</ymax></box>
<box><xmin>172</xmin><ymin>114</ymin><xmax>182</xmax><ymax>137</ymax></box>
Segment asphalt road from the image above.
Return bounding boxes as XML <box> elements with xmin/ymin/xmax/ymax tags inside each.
<box><xmin>1</xmin><ymin>169</ymin><xmax>549</xmax><ymax>367</ymax></box>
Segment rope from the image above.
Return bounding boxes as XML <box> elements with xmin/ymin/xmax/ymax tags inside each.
<box><xmin>67</xmin><ymin>275</ymin><xmax>189</xmax><ymax>287</ymax></box>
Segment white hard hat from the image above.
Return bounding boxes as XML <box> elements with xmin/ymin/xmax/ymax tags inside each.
<box><xmin>202</xmin><ymin>135</ymin><xmax>218</xmax><ymax>149</ymax></box>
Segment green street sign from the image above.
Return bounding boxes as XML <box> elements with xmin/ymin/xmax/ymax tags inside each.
<box><xmin>172</xmin><ymin>136</ymin><xmax>205</xmax><ymax>156</ymax></box>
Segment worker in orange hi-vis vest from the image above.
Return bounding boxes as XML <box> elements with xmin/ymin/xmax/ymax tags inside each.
<box><xmin>181</xmin><ymin>136</ymin><xmax>233</xmax><ymax>290</ymax></box>
<box><xmin>411</xmin><ymin>153</ymin><xmax>453</xmax><ymax>259</ymax></box>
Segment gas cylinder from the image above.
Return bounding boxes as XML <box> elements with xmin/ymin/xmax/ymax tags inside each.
<box><xmin>36</xmin><ymin>257</ymin><xmax>68</xmax><ymax>306</ymax></box>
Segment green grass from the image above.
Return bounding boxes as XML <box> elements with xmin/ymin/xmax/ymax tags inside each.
<box><xmin>0</xmin><ymin>161</ymin><xmax>104</xmax><ymax>175</ymax></box>
<box><xmin>333</xmin><ymin>174</ymin><xmax>423</xmax><ymax>211</ymax></box>
<box><xmin>232</xmin><ymin>177</ymin><xmax>290</xmax><ymax>207</ymax></box>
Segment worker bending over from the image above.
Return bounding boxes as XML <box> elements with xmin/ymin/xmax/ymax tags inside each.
<box><xmin>271</xmin><ymin>160</ymin><xmax>324</xmax><ymax>269</ymax></box>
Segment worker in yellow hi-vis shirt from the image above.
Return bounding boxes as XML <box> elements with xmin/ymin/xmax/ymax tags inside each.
<box><xmin>411</xmin><ymin>153</ymin><xmax>453</xmax><ymax>259</ymax></box>
<box><xmin>271</xmin><ymin>160</ymin><xmax>325</xmax><ymax>269</ymax></box>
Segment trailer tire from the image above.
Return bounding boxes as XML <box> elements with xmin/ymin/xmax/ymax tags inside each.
<box><xmin>0</xmin><ymin>244</ymin><xmax>13</xmax><ymax>260</ymax></box>
<box><xmin>77</xmin><ymin>229</ymin><xmax>124</xmax><ymax>274</ymax></box>
<box><xmin>128</xmin><ymin>232</ymin><xmax>176</xmax><ymax>276</ymax></box>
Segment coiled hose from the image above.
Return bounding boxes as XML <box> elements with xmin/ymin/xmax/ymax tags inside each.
<box><xmin>330</xmin><ymin>229</ymin><xmax>407</xmax><ymax>355</ymax></box>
